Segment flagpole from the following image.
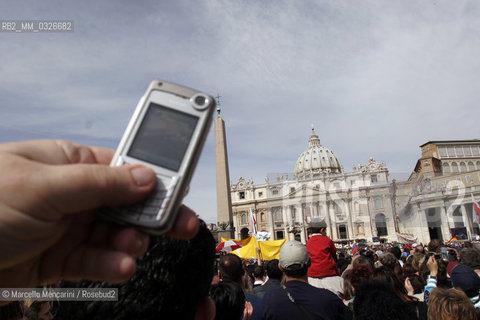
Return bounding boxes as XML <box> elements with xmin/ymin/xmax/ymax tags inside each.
<box><xmin>250</xmin><ymin>208</ymin><xmax>261</xmax><ymax>265</ymax></box>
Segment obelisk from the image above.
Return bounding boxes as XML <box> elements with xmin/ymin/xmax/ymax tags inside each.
<box><xmin>214</xmin><ymin>95</ymin><xmax>234</xmax><ymax>239</ymax></box>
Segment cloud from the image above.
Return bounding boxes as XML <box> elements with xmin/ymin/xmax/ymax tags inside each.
<box><xmin>1</xmin><ymin>0</ymin><xmax>479</xmax><ymax>223</ymax></box>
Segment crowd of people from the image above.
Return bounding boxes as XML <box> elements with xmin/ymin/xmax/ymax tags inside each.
<box><xmin>1</xmin><ymin>140</ymin><xmax>480</xmax><ymax>319</ymax></box>
<box><xmin>213</xmin><ymin>220</ymin><xmax>480</xmax><ymax>320</ymax></box>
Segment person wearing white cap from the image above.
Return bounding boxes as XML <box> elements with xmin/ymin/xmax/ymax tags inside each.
<box><xmin>262</xmin><ymin>241</ymin><xmax>352</xmax><ymax>320</ymax></box>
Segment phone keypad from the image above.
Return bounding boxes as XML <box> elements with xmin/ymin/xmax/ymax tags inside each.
<box><xmin>100</xmin><ymin>178</ymin><xmax>171</xmax><ymax>223</ymax></box>
<box><xmin>134</xmin><ymin>184</ymin><xmax>168</xmax><ymax>220</ymax></box>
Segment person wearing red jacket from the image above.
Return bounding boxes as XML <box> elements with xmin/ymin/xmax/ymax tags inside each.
<box><xmin>306</xmin><ymin>219</ymin><xmax>344</xmax><ymax>297</ymax></box>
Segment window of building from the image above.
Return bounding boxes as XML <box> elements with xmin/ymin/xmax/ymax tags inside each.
<box><xmin>439</xmin><ymin>146</ymin><xmax>447</xmax><ymax>157</ymax></box>
<box><xmin>260</xmin><ymin>212</ymin><xmax>265</xmax><ymax>222</ymax></box>
<box><xmin>452</xmin><ymin>162</ymin><xmax>459</xmax><ymax>172</ymax></box>
<box><xmin>338</xmin><ymin>225</ymin><xmax>348</xmax><ymax>239</ymax></box>
<box><xmin>375</xmin><ymin>213</ymin><xmax>388</xmax><ymax>237</ymax></box>
<box><xmin>356</xmin><ymin>223</ymin><xmax>365</xmax><ymax>235</ymax></box>
<box><xmin>460</xmin><ymin>162</ymin><xmax>467</xmax><ymax>172</ymax></box>
<box><xmin>239</xmin><ymin>191</ymin><xmax>245</xmax><ymax>199</ymax></box>
<box><xmin>438</xmin><ymin>147</ymin><xmax>447</xmax><ymax>157</ymax></box>
<box><xmin>371</xmin><ymin>174</ymin><xmax>378</xmax><ymax>183</ymax></box>
<box><xmin>469</xmin><ymin>161</ymin><xmax>475</xmax><ymax>171</ymax></box>
<box><xmin>455</xmin><ymin>146</ymin><xmax>464</xmax><ymax>157</ymax></box>
<box><xmin>477</xmin><ymin>161</ymin><xmax>480</xmax><ymax>169</ymax></box>
<box><xmin>258</xmin><ymin>192</ymin><xmax>263</xmax><ymax>198</ymax></box>
<box><xmin>354</xmin><ymin>201</ymin><xmax>359</xmax><ymax>212</ymax></box>
<box><xmin>290</xmin><ymin>187</ymin><xmax>295</xmax><ymax>194</ymax></box>
<box><xmin>334</xmin><ymin>202</ymin><xmax>343</xmax><ymax>214</ymax></box>
<box><xmin>291</xmin><ymin>206</ymin><xmax>296</xmax><ymax>219</ymax></box>
<box><xmin>276</xmin><ymin>231</ymin><xmax>284</xmax><ymax>240</ymax></box>
<box><xmin>443</xmin><ymin>162</ymin><xmax>451</xmax><ymax>174</ymax></box>
<box><xmin>312</xmin><ymin>206</ymin><xmax>319</xmax><ymax>218</ymax></box>
<box><xmin>374</xmin><ymin>197</ymin><xmax>383</xmax><ymax>210</ymax></box>
<box><xmin>241</xmin><ymin>214</ymin><xmax>247</xmax><ymax>225</ymax></box>
<box><xmin>274</xmin><ymin>208</ymin><xmax>282</xmax><ymax>222</ymax></box>
<box><xmin>464</xmin><ymin>146</ymin><xmax>472</xmax><ymax>156</ymax></box>
<box><xmin>473</xmin><ymin>147</ymin><xmax>480</xmax><ymax>156</ymax></box>
<box><xmin>447</xmin><ymin>146</ymin><xmax>455</xmax><ymax>157</ymax></box>
<box><xmin>272</xmin><ymin>189</ymin><xmax>279</xmax><ymax>196</ymax></box>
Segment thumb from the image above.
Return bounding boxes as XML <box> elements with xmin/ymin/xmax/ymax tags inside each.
<box><xmin>36</xmin><ymin>163</ymin><xmax>156</xmax><ymax>218</ymax></box>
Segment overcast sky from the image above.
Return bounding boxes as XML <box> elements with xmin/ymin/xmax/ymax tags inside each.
<box><xmin>1</xmin><ymin>0</ymin><xmax>479</xmax><ymax>223</ymax></box>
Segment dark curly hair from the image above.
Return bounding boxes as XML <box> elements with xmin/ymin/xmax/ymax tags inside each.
<box><xmin>459</xmin><ymin>248</ymin><xmax>480</xmax><ymax>270</ymax></box>
<box><xmin>57</xmin><ymin>219</ymin><xmax>216</xmax><ymax>320</ymax></box>
<box><xmin>266</xmin><ymin>259</ymin><xmax>282</xmax><ymax>280</ymax></box>
<box><xmin>349</xmin><ymin>264</ymin><xmax>372</xmax><ymax>290</ymax></box>
<box><xmin>373</xmin><ymin>266</ymin><xmax>408</xmax><ymax>299</ymax></box>
<box><xmin>353</xmin><ymin>281</ymin><xmax>415</xmax><ymax>320</ymax></box>
<box><xmin>210</xmin><ymin>281</ymin><xmax>245</xmax><ymax>320</ymax></box>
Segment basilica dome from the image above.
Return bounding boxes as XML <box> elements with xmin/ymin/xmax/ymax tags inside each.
<box><xmin>294</xmin><ymin>128</ymin><xmax>343</xmax><ymax>178</ymax></box>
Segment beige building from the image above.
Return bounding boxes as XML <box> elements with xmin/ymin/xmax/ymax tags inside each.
<box><xmin>396</xmin><ymin>140</ymin><xmax>480</xmax><ymax>244</ymax></box>
<box><xmin>228</xmin><ymin>131</ymin><xmax>480</xmax><ymax>244</ymax></box>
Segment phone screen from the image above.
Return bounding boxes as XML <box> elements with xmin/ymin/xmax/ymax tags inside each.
<box><xmin>127</xmin><ymin>102</ymin><xmax>199</xmax><ymax>171</ymax></box>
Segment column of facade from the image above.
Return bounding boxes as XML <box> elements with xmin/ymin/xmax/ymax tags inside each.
<box><xmin>438</xmin><ymin>205</ymin><xmax>452</xmax><ymax>241</ymax></box>
<box><xmin>299</xmin><ymin>204</ymin><xmax>306</xmax><ymax>243</ymax></box>
<box><xmin>344</xmin><ymin>199</ymin><xmax>354</xmax><ymax>240</ymax></box>
<box><xmin>366</xmin><ymin>195</ymin><xmax>375</xmax><ymax>241</ymax></box>
<box><xmin>285</xmin><ymin>205</ymin><xmax>293</xmax><ymax>240</ymax></box>
<box><xmin>417</xmin><ymin>206</ymin><xmax>430</xmax><ymax>244</ymax></box>
<box><xmin>322</xmin><ymin>200</ymin><xmax>331</xmax><ymax>236</ymax></box>
<box><xmin>439</xmin><ymin>205</ymin><xmax>451</xmax><ymax>242</ymax></box>
<box><xmin>327</xmin><ymin>200</ymin><xmax>338</xmax><ymax>240</ymax></box>
<box><xmin>290</xmin><ymin>204</ymin><xmax>297</xmax><ymax>240</ymax></box>
<box><xmin>233</xmin><ymin>213</ymin><xmax>239</xmax><ymax>239</ymax></box>
<box><xmin>282</xmin><ymin>206</ymin><xmax>289</xmax><ymax>240</ymax></box>
<box><xmin>312</xmin><ymin>202</ymin><xmax>318</xmax><ymax>219</ymax></box>
<box><xmin>384</xmin><ymin>194</ymin><xmax>396</xmax><ymax>241</ymax></box>
<box><xmin>267</xmin><ymin>208</ymin><xmax>275</xmax><ymax>240</ymax></box>
<box><xmin>461</xmin><ymin>204</ymin><xmax>473</xmax><ymax>240</ymax></box>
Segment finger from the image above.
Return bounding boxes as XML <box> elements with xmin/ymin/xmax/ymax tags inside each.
<box><xmin>88</xmin><ymin>221</ymin><xmax>149</xmax><ymax>257</ymax></box>
<box><xmin>0</xmin><ymin>203</ymin><xmax>69</xmax><ymax>270</ymax></box>
<box><xmin>0</xmin><ymin>140</ymin><xmax>114</xmax><ymax>165</ymax></box>
<box><xmin>167</xmin><ymin>205</ymin><xmax>199</xmax><ymax>240</ymax></box>
<box><xmin>109</xmin><ymin>228</ymin><xmax>150</xmax><ymax>257</ymax></box>
<box><xmin>62</xmin><ymin>247</ymin><xmax>137</xmax><ymax>283</ymax></box>
<box><xmin>32</xmin><ymin>164</ymin><xmax>156</xmax><ymax>218</ymax></box>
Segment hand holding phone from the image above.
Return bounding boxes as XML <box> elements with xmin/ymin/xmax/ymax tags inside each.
<box><xmin>100</xmin><ymin>80</ymin><xmax>215</xmax><ymax>234</ymax></box>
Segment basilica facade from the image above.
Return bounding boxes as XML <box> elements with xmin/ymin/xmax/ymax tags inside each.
<box><xmin>228</xmin><ymin>130</ymin><xmax>480</xmax><ymax>244</ymax></box>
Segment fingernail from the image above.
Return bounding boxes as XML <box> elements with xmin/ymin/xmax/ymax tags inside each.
<box><xmin>130</xmin><ymin>166</ymin><xmax>155</xmax><ymax>186</ymax></box>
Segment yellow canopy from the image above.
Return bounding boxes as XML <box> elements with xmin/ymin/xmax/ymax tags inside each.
<box><xmin>221</xmin><ymin>236</ymin><xmax>287</xmax><ymax>260</ymax></box>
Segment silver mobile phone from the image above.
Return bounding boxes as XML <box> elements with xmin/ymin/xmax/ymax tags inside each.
<box><xmin>100</xmin><ymin>80</ymin><xmax>215</xmax><ymax>234</ymax></box>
